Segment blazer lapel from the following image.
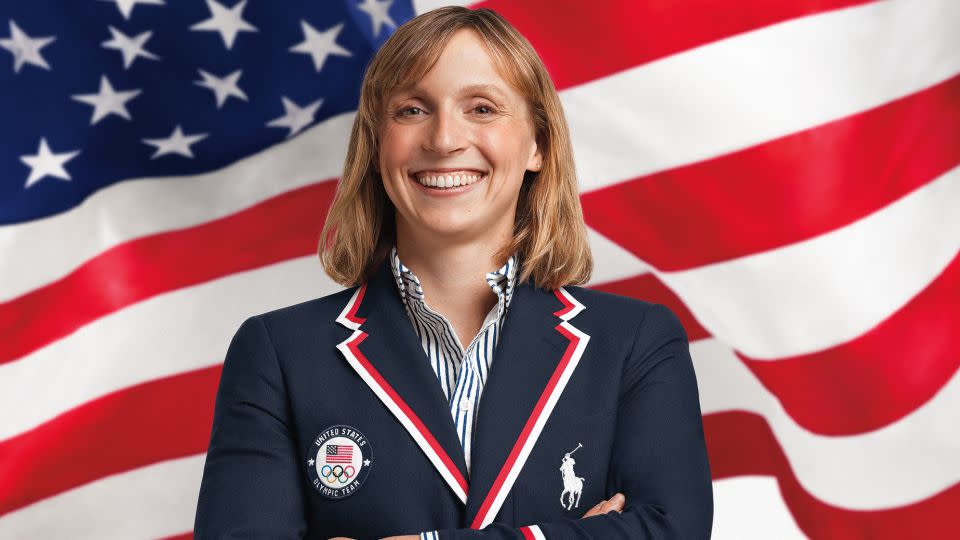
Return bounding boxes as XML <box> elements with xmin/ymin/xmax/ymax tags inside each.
<box><xmin>334</xmin><ymin>257</ymin><xmax>470</xmax><ymax>504</ymax></box>
<box><xmin>465</xmin><ymin>280</ymin><xmax>591</xmax><ymax>529</ymax></box>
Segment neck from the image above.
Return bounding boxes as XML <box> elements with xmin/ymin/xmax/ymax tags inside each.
<box><xmin>393</xmin><ymin>220</ymin><xmax>514</xmax><ymax>342</ymax></box>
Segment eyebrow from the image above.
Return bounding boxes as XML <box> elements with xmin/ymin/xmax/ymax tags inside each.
<box><xmin>393</xmin><ymin>83</ymin><xmax>508</xmax><ymax>100</ymax></box>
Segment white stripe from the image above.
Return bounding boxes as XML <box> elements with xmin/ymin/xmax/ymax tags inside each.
<box><xmin>570</xmin><ymin>0</ymin><xmax>960</xmax><ymax>192</ymax></box>
<box><xmin>585</xmin><ymin>227</ymin><xmax>650</xmax><ymax>285</ymax></box>
<box><xmin>335</xmin><ymin>286</ymin><xmax>364</xmax><ymax>330</ymax></box>
<box><xmin>661</xmin><ymin>165</ymin><xmax>960</xmax><ymax>359</ymax></box>
<box><xmin>711</xmin><ymin>477</ymin><xmax>806</xmax><ymax>540</ymax></box>
<box><xmin>0</xmin><ymin>454</ymin><xmax>204</xmax><ymax>540</ymax></box>
<box><xmin>691</xmin><ymin>338</ymin><xmax>960</xmax><ymax>509</ymax></box>
<box><xmin>555</xmin><ymin>286</ymin><xmax>585</xmax><ymax>321</ymax></box>
<box><xmin>412</xmin><ymin>0</ymin><xmax>471</xmax><ymax>15</ymax></box>
<box><xmin>0</xmin><ymin>111</ymin><xmax>352</xmax><ymax>303</ymax></box>
<box><xmin>336</xmin><ymin>327</ymin><xmax>469</xmax><ymax>504</ymax></box>
<box><xmin>476</xmin><ymin>318</ymin><xmax>590</xmax><ymax>528</ymax></box>
<box><xmin>0</xmin><ymin>256</ymin><xmax>337</xmax><ymax>441</ymax></box>
<box><xmin>527</xmin><ymin>524</ymin><xmax>547</xmax><ymax>540</ymax></box>
<box><xmin>5</xmin><ymin>0</ymin><xmax>958</xmax><ymax>303</ymax></box>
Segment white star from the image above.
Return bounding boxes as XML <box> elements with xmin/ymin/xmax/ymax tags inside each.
<box><xmin>99</xmin><ymin>0</ymin><xmax>165</xmax><ymax>20</ymax></box>
<box><xmin>363</xmin><ymin>459</ymin><xmax>371</xmax><ymax>467</ymax></box>
<box><xmin>289</xmin><ymin>20</ymin><xmax>352</xmax><ymax>73</ymax></box>
<box><xmin>142</xmin><ymin>125</ymin><xmax>208</xmax><ymax>159</ymax></box>
<box><xmin>308</xmin><ymin>459</ymin><xmax>315</xmax><ymax>466</ymax></box>
<box><xmin>266</xmin><ymin>96</ymin><xmax>323</xmax><ymax>138</ymax></box>
<box><xmin>102</xmin><ymin>26</ymin><xmax>160</xmax><ymax>70</ymax></box>
<box><xmin>195</xmin><ymin>68</ymin><xmax>247</xmax><ymax>108</ymax></box>
<box><xmin>356</xmin><ymin>0</ymin><xmax>396</xmax><ymax>37</ymax></box>
<box><xmin>71</xmin><ymin>75</ymin><xmax>142</xmax><ymax>125</ymax></box>
<box><xmin>190</xmin><ymin>0</ymin><xmax>258</xmax><ymax>50</ymax></box>
<box><xmin>0</xmin><ymin>20</ymin><xmax>55</xmax><ymax>73</ymax></box>
<box><xmin>20</xmin><ymin>138</ymin><xmax>80</xmax><ymax>188</ymax></box>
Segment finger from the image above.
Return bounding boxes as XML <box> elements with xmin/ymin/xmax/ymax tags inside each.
<box><xmin>595</xmin><ymin>494</ymin><xmax>623</xmax><ymax>516</ymax></box>
<box><xmin>597</xmin><ymin>500</ymin><xmax>615</xmax><ymax>514</ymax></box>
<box><xmin>582</xmin><ymin>499</ymin><xmax>606</xmax><ymax>518</ymax></box>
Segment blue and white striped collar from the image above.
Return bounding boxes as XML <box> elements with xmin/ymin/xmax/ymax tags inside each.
<box><xmin>389</xmin><ymin>245</ymin><xmax>518</xmax><ymax>311</ymax></box>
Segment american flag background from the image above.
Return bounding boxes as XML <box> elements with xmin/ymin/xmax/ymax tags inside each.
<box><xmin>1</xmin><ymin>0</ymin><xmax>958</xmax><ymax>538</ymax></box>
<box><xmin>326</xmin><ymin>444</ymin><xmax>354</xmax><ymax>464</ymax></box>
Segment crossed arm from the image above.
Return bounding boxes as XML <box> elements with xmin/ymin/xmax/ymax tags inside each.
<box><xmin>351</xmin><ymin>494</ymin><xmax>627</xmax><ymax>540</ymax></box>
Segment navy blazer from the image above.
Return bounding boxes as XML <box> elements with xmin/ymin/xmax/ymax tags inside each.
<box><xmin>194</xmin><ymin>256</ymin><xmax>713</xmax><ymax>539</ymax></box>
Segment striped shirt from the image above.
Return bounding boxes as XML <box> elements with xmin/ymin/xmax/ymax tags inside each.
<box><xmin>389</xmin><ymin>245</ymin><xmax>518</xmax><ymax>477</ymax></box>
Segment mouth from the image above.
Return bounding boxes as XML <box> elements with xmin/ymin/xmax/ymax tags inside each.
<box><xmin>407</xmin><ymin>170</ymin><xmax>488</xmax><ymax>193</ymax></box>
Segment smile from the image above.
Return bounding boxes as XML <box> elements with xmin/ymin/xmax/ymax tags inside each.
<box><xmin>409</xmin><ymin>170</ymin><xmax>487</xmax><ymax>192</ymax></box>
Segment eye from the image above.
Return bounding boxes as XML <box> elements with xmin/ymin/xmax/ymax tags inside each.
<box><xmin>471</xmin><ymin>102</ymin><xmax>496</xmax><ymax>115</ymax></box>
<box><xmin>395</xmin><ymin>106</ymin><xmax>424</xmax><ymax>117</ymax></box>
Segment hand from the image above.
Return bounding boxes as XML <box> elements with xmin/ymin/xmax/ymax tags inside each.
<box><xmin>581</xmin><ymin>492</ymin><xmax>625</xmax><ymax>518</ymax></box>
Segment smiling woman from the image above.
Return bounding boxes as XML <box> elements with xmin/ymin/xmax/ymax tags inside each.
<box><xmin>194</xmin><ymin>6</ymin><xmax>713</xmax><ymax>540</ymax></box>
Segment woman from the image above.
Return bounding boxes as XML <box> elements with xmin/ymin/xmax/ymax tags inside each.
<box><xmin>194</xmin><ymin>6</ymin><xmax>713</xmax><ymax>540</ymax></box>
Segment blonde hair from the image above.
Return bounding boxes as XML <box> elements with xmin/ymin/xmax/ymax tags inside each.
<box><xmin>318</xmin><ymin>6</ymin><xmax>592</xmax><ymax>289</ymax></box>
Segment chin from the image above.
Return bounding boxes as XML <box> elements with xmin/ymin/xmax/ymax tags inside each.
<box><xmin>415</xmin><ymin>217</ymin><xmax>484</xmax><ymax>239</ymax></box>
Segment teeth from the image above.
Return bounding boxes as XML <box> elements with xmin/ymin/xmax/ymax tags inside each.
<box><xmin>414</xmin><ymin>172</ymin><xmax>484</xmax><ymax>190</ymax></box>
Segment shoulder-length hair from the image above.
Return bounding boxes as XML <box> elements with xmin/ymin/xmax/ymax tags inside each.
<box><xmin>318</xmin><ymin>6</ymin><xmax>592</xmax><ymax>289</ymax></box>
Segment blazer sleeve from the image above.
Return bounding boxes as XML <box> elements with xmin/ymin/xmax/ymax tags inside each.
<box><xmin>194</xmin><ymin>315</ymin><xmax>308</xmax><ymax>539</ymax></box>
<box><xmin>422</xmin><ymin>303</ymin><xmax>714</xmax><ymax>539</ymax></box>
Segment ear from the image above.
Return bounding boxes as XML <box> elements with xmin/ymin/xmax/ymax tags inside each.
<box><xmin>526</xmin><ymin>138</ymin><xmax>544</xmax><ymax>173</ymax></box>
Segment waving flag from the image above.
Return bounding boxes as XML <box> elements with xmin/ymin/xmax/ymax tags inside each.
<box><xmin>1</xmin><ymin>0</ymin><xmax>958</xmax><ymax>538</ymax></box>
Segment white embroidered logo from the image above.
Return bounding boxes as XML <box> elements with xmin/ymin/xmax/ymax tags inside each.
<box><xmin>559</xmin><ymin>443</ymin><xmax>585</xmax><ymax>510</ymax></box>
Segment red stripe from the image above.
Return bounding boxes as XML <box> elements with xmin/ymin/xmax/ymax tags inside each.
<box><xmin>345</xmin><ymin>332</ymin><xmax>469</xmax><ymax>496</ymax></box>
<box><xmin>344</xmin><ymin>285</ymin><xmax>367</xmax><ymax>326</ymax></box>
<box><xmin>591</xmin><ymin>257</ymin><xmax>960</xmax><ymax>436</ymax></box>
<box><xmin>582</xmin><ymin>73</ymin><xmax>960</xmax><ymax>271</ymax></box>
<box><xmin>519</xmin><ymin>526</ymin><xmax>537</xmax><ymax>540</ymax></box>
<box><xmin>0</xmin><ymin>179</ymin><xmax>338</xmax><ymax>366</ymax></box>
<box><xmin>551</xmin><ymin>288</ymin><xmax>575</xmax><ymax>318</ymax></box>
<box><xmin>739</xmin><ymin>251</ymin><xmax>960</xmax><ymax>435</ymax></box>
<box><xmin>471</xmin><ymin>323</ymin><xmax>580</xmax><ymax>529</ymax></box>
<box><xmin>589</xmin><ymin>273</ymin><xmax>710</xmax><ymax>341</ymax></box>
<box><xmin>479</xmin><ymin>0</ymin><xmax>873</xmax><ymax>91</ymax></box>
<box><xmin>0</xmin><ymin>365</ymin><xmax>220</xmax><ymax>517</ymax></box>
<box><xmin>705</xmin><ymin>411</ymin><xmax>960</xmax><ymax>539</ymax></box>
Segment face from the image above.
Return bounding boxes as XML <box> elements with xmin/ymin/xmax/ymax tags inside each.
<box><xmin>377</xmin><ymin>28</ymin><xmax>542</xmax><ymax>245</ymax></box>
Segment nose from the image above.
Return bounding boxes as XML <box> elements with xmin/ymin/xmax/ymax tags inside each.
<box><xmin>423</xmin><ymin>108</ymin><xmax>467</xmax><ymax>155</ymax></box>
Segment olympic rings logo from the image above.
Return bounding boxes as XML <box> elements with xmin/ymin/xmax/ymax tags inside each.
<box><xmin>321</xmin><ymin>464</ymin><xmax>356</xmax><ymax>484</ymax></box>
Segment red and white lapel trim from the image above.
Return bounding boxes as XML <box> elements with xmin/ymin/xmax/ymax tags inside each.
<box><xmin>553</xmin><ymin>286</ymin><xmax>586</xmax><ymax>321</ymax></box>
<box><xmin>520</xmin><ymin>524</ymin><xmax>547</xmax><ymax>540</ymax></box>
<box><xmin>335</xmin><ymin>285</ymin><xmax>367</xmax><ymax>330</ymax></box>
<box><xmin>335</xmin><ymin>284</ymin><xmax>470</xmax><ymax>504</ymax></box>
<box><xmin>470</xmin><ymin>286</ymin><xmax>591</xmax><ymax>529</ymax></box>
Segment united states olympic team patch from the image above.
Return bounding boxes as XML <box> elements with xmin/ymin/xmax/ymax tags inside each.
<box><xmin>306</xmin><ymin>424</ymin><xmax>372</xmax><ymax>499</ymax></box>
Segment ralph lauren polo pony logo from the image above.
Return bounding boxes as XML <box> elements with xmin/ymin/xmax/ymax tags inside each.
<box><xmin>559</xmin><ymin>442</ymin><xmax>585</xmax><ymax>510</ymax></box>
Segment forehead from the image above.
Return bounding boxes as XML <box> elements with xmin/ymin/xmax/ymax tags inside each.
<box><xmin>387</xmin><ymin>29</ymin><xmax>522</xmax><ymax>101</ymax></box>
